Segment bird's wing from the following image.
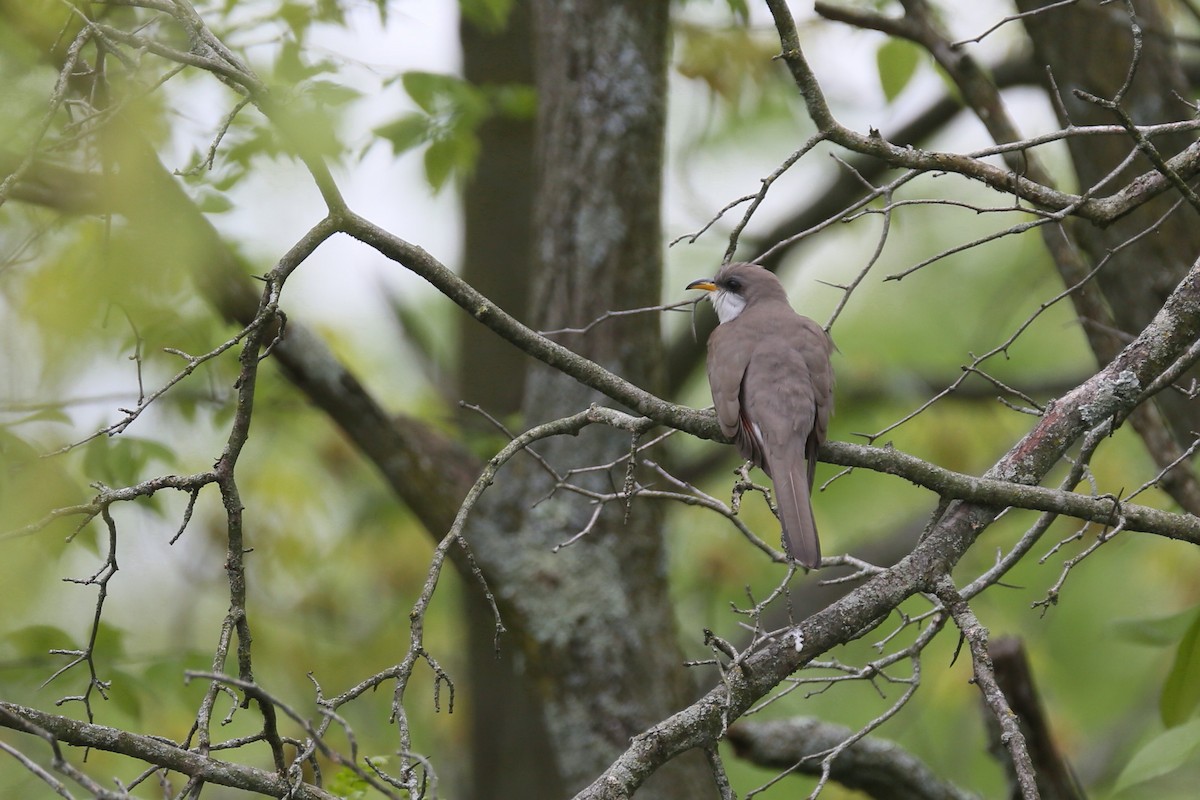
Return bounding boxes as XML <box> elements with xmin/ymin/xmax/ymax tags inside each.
<box><xmin>706</xmin><ymin>323</ymin><xmax>752</xmax><ymax>441</ymax></box>
<box><xmin>799</xmin><ymin>319</ymin><xmax>836</xmax><ymax>488</ymax></box>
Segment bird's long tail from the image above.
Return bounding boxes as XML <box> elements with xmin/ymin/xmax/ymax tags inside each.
<box><xmin>774</xmin><ymin>454</ymin><xmax>821</xmax><ymax>568</ymax></box>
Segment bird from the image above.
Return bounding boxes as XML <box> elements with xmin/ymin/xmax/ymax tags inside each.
<box><xmin>687</xmin><ymin>263</ymin><xmax>835</xmax><ymax>568</ymax></box>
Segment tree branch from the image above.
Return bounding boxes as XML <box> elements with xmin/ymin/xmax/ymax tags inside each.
<box><xmin>934</xmin><ymin>575</ymin><xmax>1039</xmax><ymax>799</ymax></box>
<box><xmin>0</xmin><ymin>702</ymin><xmax>338</xmax><ymax>800</ymax></box>
<box><xmin>727</xmin><ymin>717</ymin><xmax>976</xmax><ymax>800</ymax></box>
<box><xmin>765</xmin><ymin>0</ymin><xmax>1200</xmax><ymax>225</ymax></box>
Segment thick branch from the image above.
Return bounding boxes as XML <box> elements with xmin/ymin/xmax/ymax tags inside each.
<box><xmin>727</xmin><ymin>717</ymin><xmax>976</xmax><ymax>800</ymax></box>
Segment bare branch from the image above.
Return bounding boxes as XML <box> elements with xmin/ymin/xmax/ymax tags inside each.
<box><xmin>0</xmin><ymin>701</ymin><xmax>340</xmax><ymax>800</ymax></box>
<box><xmin>934</xmin><ymin>576</ymin><xmax>1039</xmax><ymax>799</ymax></box>
<box><xmin>539</xmin><ymin>298</ymin><xmax>697</xmax><ymax>337</ymax></box>
<box><xmin>727</xmin><ymin>715</ymin><xmax>975</xmax><ymax>800</ymax></box>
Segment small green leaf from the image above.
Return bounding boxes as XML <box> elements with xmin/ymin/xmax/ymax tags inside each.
<box><xmin>424</xmin><ymin>136</ymin><xmax>473</xmax><ymax>192</ymax></box>
<box><xmin>326</xmin><ymin>763</ymin><xmax>371</xmax><ymax>799</ymax></box>
<box><xmin>22</xmin><ymin>407</ymin><xmax>73</xmax><ymax>426</ymax></box>
<box><xmin>375</xmin><ymin>114</ymin><xmax>433</xmax><ymax>155</ymax></box>
<box><xmin>402</xmin><ymin>71</ymin><xmax>456</xmax><ymax>114</ymax></box>
<box><xmin>282</xmin><ymin>103</ymin><xmax>344</xmax><ymax>159</ymax></box>
<box><xmin>490</xmin><ymin>83</ymin><xmax>537</xmax><ymax>120</ymax></box>
<box><xmin>305</xmin><ymin>79</ymin><xmax>361</xmax><ymax>107</ymax></box>
<box><xmin>275</xmin><ymin>39</ymin><xmax>308</xmax><ymax>83</ymax></box>
<box><xmin>1112</xmin><ymin>717</ymin><xmax>1200</xmax><ymax>795</ymax></box>
<box><xmin>278</xmin><ymin>2</ymin><xmax>314</xmax><ymax>40</ymax></box>
<box><xmin>1113</xmin><ymin>608</ymin><xmax>1197</xmax><ymax>648</ymax></box>
<box><xmin>94</xmin><ymin>621</ymin><xmax>126</xmax><ymax>655</ymax></box>
<box><xmin>82</xmin><ymin>435</ymin><xmax>176</xmax><ymax>488</ymax></box>
<box><xmin>876</xmin><ymin>38</ymin><xmax>920</xmax><ymax>102</ymax></box>
<box><xmin>460</xmin><ymin>0</ymin><xmax>514</xmax><ymax>33</ymax></box>
<box><xmin>2</xmin><ymin>625</ymin><xmax>74</xmax><ymax>659</ymax></box>
<box><xmin>196</xmin><ymin>190</ymin><xmax>233</xmax><ymax>214</ymax></box>
<box><xmin>108</xmin><ymin>668</ymin><xmax>144</xmax><ymax>721</ymax></box>
<box><xmin>1161</xmin><ymin>607</ymin><xmax>1200</xmax><ymax>727</ymax></box>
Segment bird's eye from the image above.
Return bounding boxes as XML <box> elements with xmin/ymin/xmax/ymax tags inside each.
<box><xmin>724</xmin><ymin>277</ymin><xmax>742</xmax><ymax>292</ymax></box>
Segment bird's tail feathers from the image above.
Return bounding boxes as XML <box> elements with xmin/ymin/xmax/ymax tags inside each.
<box><xmin>775</xmin><ymin>457</ymin><xmax>821</xmax><ymax>568</ymax></box>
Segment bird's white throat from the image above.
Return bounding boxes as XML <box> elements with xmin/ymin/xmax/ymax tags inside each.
<box><xmin>711</xmin><ymin>290</ymin><xmax>746</xmax><ymax>324</ymax></box>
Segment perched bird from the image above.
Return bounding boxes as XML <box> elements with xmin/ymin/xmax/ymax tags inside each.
<box><xmin>687</xmin><ymin>263</ymin><xmax>835</xmax><ymax>568</ymax></box>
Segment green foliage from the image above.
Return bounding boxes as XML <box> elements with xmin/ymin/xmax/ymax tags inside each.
<box><xmin>0</xmin><ymin>427</ymin><xmax>84</xmax><ymax>532</ymax></box>
<box><xmin>1161</xmin><ymin>606</ymin><xmax>1200</xmax><ymax>727</ymax></box>
<box><xmin>82</xmin><ymin>435</ymin><xmax>177</xmax><ymax>492</ymax></box>
<box><xmin>1113</xmin><ymin>607</ymin><xmax>1199</xmax><ymax>648</ymax></box>
<box><xmin>674</xmin><ymin>21</ymin><xmax>785</xmax><ymax>106</ymax></box>
<box><xmin>725</xmin><ymin>0</ymin><xmax>750</xmax><ymax>23</ymax></box>
<box><xmin>375</xmin><ymin>71</ymin><xmax>535</xmax><ymax>192</ymax></box>
<box><xmin>460</xmin><ymin>0</ymin><xmax>514</xmax><ymax>33</ymax></box>
<box><xmin>276</xmin><ymin>0</ymin><xmax>346</xmax><ymax>38</ymax></box>
<box><xmin>1112</xmin><ymin>717</ymin><xmax>1200</xmax><ymax>795</ymax></box>
<box><xmin>876</xmin><ymin>37</ymin><xmax>921</xmax><ymax>102</ymax></box>
<box><xmin>1</xmin><ymin>624</ymin><xmax>75</xmax><ymax>662</ymax></box>
<box><xmin>323</xmin><ymin>757</ymin><xmax>415</xmax><ymax>799</ymax></box>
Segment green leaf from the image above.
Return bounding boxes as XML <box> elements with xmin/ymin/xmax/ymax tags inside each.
<box><xmin>2</xmin><ymin>625</ymin><xmax>74</xmax><ymax>659</ymax></box>
<box><xmin>1112</xmin><ymin>717</ymin><xmax>1200</xmax><ymax>795</ymax></box>
<box><xmin>460</xmin><ymin>0</ymin><xmax>514</xmax><ymax>33</ymax></box>
<box><xmin>196</xmin><ymin>189</ymin><xmax>233</xmax><ymax>214</ymax></box>
<box><xmin>82</xmin><ymin>435</ymin><xmax>176</xmax><ymax>489</ymax></box>
<box><xmin>725</xmin><ymin>0</ymin><xmax>750</xmax><ymax>24</ymax></box>
<box><xmin>275</xmin><ymin>38</ymin><xmax>308</xmax><ymax>83</ymax></box>
<box><xmin>402</xmin><ymin>71</ymin><xmax>458</xmax><ymax>115</ymax></box>
<box><xmin>386</xmin><ymin>72</ymin><xmax>493</xmax><ymax>189</ymax></box>
<box><xmin>22</xmin><ymin>407</ymin><xmax>73</xmax><ymax>426</ymax></box>
<box><xmin>1161</xmin><ymin>607</ymin><xmax>1200</xmax><ymax>727</ymax></box>
<box><xmin>278</xmin><ymin>1</ymin><xmax>314</xmax><ymax>40</ymax></box>
<box><xmin>94</xmin><ymin>621</ymin><xmax>127</xmax><ymax>659</ymax></box>
<box><xmin>306</xmin><ymin>79</ymin><xmax>361</xmax><ymax>108</ymax></box>
<box><xmin>326</xmin><ymin>763</ymin><xmax>371</xmax><ymax>799</ymax></box>
<box><xmin>108</xmin><ymin>668</ymin><xmax>144</xmax><ymax>721</ymax></box>
<box><xmin>282</xmin><ymin>103</ymin><xmax>344</xmax><ymax>158</ymax></box>
<box><xmin>375</xmin><ymin>113</ymin><xmax>433</xmax><ymax>155</ymax></box>
<box><xmin>876</xmin><ymin>38</ymin><xmax>920</xmax><ymax>102</ymax></box>
<box><xmin>490</xmin><ymin>83</ymin><xmax>537</xmax><ymax>120</ymax></box>
<box><xmin>424</xmin><ymin>136</ymin><xmax>477</xmax><ymax>192</ymax></box>
<box><xmin>1113</xmin><ymin>608</ymin><xmax>1198</xmax><ymax>648</ymax></box>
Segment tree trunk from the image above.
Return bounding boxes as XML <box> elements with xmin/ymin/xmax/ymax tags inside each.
<box><xmin>461</xmin><ymin>0</ymin><xmax>712</xmax><ymax>794</ymax></box>
<box><xmin>457</xmin><ymin>3</ymin><xmax>565</xmax><ymax>798</ymax></box>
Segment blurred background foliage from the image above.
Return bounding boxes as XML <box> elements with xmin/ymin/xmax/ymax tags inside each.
<box><xmin>2</xmin><ymin>0</ymin><xmax>1200</xmax><ymax>798</ymax></box>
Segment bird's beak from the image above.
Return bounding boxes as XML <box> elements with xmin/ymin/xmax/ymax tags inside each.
<box><xmin>686</xmin><ymin>278</ymin><xmax>717</xmax><ymax>292</ymax></box>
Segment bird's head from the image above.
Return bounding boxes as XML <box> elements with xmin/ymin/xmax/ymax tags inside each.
<box><xmin>686</xmin><ymin>262</ymin><xmax>788</xmax><ymax>324</ymax></box>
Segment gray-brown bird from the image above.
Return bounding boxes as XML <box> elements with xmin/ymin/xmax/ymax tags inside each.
<box><xmin>687</xmin><ymin>263</ymin><xmax>835</xmax><ymax>568</ymax></box>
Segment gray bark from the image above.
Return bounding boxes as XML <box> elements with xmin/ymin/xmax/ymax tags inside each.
<box><xmin>458</xmin><ymin>0</ymin><xmax>712</xmax><ymax>794</ymax></box>
<box><xmin>457</xmin><ymin>4</ymin><xmax>565</xmax><ymax>798</ymax></box>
